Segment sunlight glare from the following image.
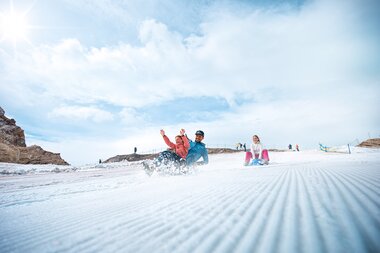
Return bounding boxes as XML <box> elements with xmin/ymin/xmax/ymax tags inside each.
<box><xmin>0</xmin><ymin>12</ymin><xmax>28</xmax><ymax>42</ymax></box>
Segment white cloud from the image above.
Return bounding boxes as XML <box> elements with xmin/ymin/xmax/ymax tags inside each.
<box><xmin>5</xmin><ymin>1</ymin><xmax>377</xmax><ymax>107</ymax></box>
<box><xmin>1</xmin><ymin>0</ymin><xmax>379</xmax><ymax>164</ymax></box>
<box><xmin>119</xmin><ymin>107</ymin><xmax>144</xmax><ymax>125</ymax></box>
<box><xmin>49</xmin><ymin>106</ymin><xmax>114</xmax><ymax>123</ymax></box>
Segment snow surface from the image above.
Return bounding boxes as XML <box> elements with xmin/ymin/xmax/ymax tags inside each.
<box><xmin>0</xmin><ymin>148</ymin><xmax>379</xmax><ymax>253</ymax></box>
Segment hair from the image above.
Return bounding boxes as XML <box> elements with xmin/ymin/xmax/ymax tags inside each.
<box><xmin>175</xmin><ymin>135</ymin><xmax>184</xmax><ymax>143</ymax></box>
<box><xmin>253</xmin><ymin>135</ymin><xmax>261</xmax><ymax>143</ymax></box>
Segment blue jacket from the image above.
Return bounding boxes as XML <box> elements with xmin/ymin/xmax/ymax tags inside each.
<box><xmin>186</xmin><ymin>139</ymin><xmax>209</xmax><ymax>165</ymax></box>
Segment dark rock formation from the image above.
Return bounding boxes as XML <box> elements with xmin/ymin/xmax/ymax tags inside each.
<box><xmin>0</xmin><ymin>108</ymin><xmax>26</xmax><ymax>147</ymax></box>
<box><xmin>207</xmin><ymin>148</ymin><xmax>241</xmax><ymax>154</ymax></box>
<box><xmin>357</xmin><ymin>138</ymin><xmax>380</xmax><ymax>148</ymax></box>
<box><xmin>0</xmin><ymin>107</ymin><xmax>69</xmax><ymax>165</ymax></box>
<box><xmin>104</xmin><ymin>153</ymin><xmax>158</xmax><ymax>163</ymax></box>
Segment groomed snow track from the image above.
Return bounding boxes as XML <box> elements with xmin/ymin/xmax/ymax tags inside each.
<box><xmin>0</xmin><ymin>151</ymin><xmax>379</xmax><ymax>253</ymax></box>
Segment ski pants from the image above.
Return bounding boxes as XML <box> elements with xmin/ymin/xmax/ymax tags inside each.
<box><xmin>244</xmin><ymin>150</ymin><xmax>270</xmax><ymax>164</ymax></box>
<box><xmin>153</xmin><ymin>150</ymin><xmax>184</xmax><ymax>167</ymax></box>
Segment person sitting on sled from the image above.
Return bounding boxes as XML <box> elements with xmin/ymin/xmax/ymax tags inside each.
<box><xmin>185</xmin><ymin>130</ymin><xmax>209</xmax><ymax>166</ymax></box>
<box><xmin>143</xmin><ymin>129</ymin><xmax>190</xmax><ymax>175</ymax></box>
<box><xmin>159</xmin><ymin>128</ymin><xmax>190</xmax><ymax>163</ymax></box>
<box><xmin>244</xmin><ymin>135</ymin><xmax>269</xmax><ymax>166</ymax></box>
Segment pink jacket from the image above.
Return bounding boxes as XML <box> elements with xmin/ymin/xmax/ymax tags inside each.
<box><xmin>163</xmin><ymin>135</ymin><xmax>190</xmax><ymax>159</ymax></box>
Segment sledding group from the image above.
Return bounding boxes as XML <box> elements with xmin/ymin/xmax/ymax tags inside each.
<box><xmin>143</xmin><ymin>128</ymin><xmax>270</xmax><ymax>176</ymax></box>
<box><xmin>143</xmin><ymin>129</ymin><xmax>208</xmax><ymax>175</ymax></box>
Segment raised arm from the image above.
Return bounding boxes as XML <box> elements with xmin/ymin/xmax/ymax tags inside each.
<box><xmin>180</xmin><ymin>129</ymin><xmax>190</xmax><ymax>149</ymax></box>
<box><xmin>160</xmin><ymin>129</ymin><xmax>176</xmax><ymax>149</ymax></box>
<box><xmin>163</xmin><ymin>135</ymin><xmax>176</xmax><ymax>149</ymax></box>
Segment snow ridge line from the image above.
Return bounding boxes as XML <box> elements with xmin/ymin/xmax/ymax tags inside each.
<box><xmin>319</xmin><ymin>167</ymin><xmax>374</xmax><ymax>253</ymax></box>
<box><xmin>342</xmin><ymin>168</ymin><xmax>380</xmax><ymax>201</ymax></box>
<box><xmin>245</xmin><ymin>169</ymin><xmax>292</xmax><ymax>253</ymax></box>
<box><xmin>224</xmin><ymin>168</ymin><xmax>290</xmax><ymax>253</ymax></box>
<box><xmin>309</xmin><ymin>167</ymin><xmax>342</xmax><ymax>253</ymax></box>
<box><xmin>321</xmin><ymin>167</ymin><xmax>380</xmax><ymax>252</ymax></box>
<box><xmin>174</xmin><ymin>181</ymin><xmax>270</xmax><ymax>253</ymax></box>
<box><xmin>1</xmin><ymin>157</ymin><xmax>379</xmax><ymax>253</ymax></box>
<box><xmin>57</xmin><ymin>184</ymin><xmax>230</xmax><ymax>252</ymax></box>
<box><xmin>335</xmin><ymin>169</ymin><xmax>380</xmax><ymax>218</ymax></box>
<box><xmin>141</xmin><ymin>184</ymin><xmax>250</xmax><ymax>252</ymax></box>
<box><xmin>1</xmin><ymin>181</ymin><xmax>160</xmax><ymax>251</ymax></box>
<box><xmin>124</xmin><ymin>186</ymin><xmax>244</xmax><ymax>252</ymax></box>
<box><xmin>296</xmin><ymin>168</ymin><xmax>326</xmax><ymax>253</ymax></box>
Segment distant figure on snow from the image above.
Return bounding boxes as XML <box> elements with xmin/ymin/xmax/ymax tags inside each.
<box><xmin>288</xmin><ymin>144</ymin><xmax>292</xmax><ymax>150</ymax></box>
<box><xmin>134</xmin><ymin>147</ymin><xmax>137</xmax><ymax>154</ymax></box>
<box><xmin>296</xmin><ymin>144</ymin><xmax>299</xmax><ymax>152</ymax></box>
<box><xmin>244</xmin><ymin>135</ymin><xmax>269</xmax><ymax>166</ymax></box>
<box><xmin>243</xmin><ymin>143</ymin><xmax>246</xmax><ymax>152</ymax></box>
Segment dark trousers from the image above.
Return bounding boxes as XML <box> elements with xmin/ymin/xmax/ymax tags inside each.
<box><xmin>153</xmin><ymin>150</ymin><xmax>183</xmax><ymax>167</ymax></box>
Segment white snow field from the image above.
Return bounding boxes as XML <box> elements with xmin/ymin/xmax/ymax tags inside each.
<box><xmin>1</xmin><ymin>148</ymin><xmax>379</xmax><ymax>253</ymax></box>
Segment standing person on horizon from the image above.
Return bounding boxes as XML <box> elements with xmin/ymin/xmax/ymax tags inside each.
<box><xmin>185</xmin><ymin>130</ymin><xmax>209</xmax><ymax>166</ymax></box>
<box><xmin>244</xmin><ymin>135</ymin><xmax>269</xmax><ymax>166</ymax></box>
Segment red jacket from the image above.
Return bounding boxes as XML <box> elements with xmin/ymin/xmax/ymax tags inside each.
<box><xmin>163</xmin><ymin>135</ymin><xmax>190</xmax><ymax>159</ymax></box>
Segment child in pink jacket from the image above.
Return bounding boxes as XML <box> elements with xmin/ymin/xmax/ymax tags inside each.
<box><xmin>143</xmin><ymin>129</ymin><xmax>190</xmax><ymax>175</ymax></box>
<box><xmin>161</xmin><ymin>129</ymin><xmax>190</xmax><ymax>159</ymax></box>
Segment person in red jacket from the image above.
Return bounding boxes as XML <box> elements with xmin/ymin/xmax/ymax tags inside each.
<box><xmin>160</xmin><ymin>129</ymin><xmax>190</xmax><ymax>159</ymax></box>
<box><xmin>143</xmin><ymin>128</ymin><xmax>190</xmax><ymax>175</ymax></box>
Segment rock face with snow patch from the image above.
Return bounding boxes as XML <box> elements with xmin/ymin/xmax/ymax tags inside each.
<box><xmin>0</xmin><ymin>107</ymin><xmax>26</xmax><ymax>147</ymax></box>
<box><xmin>357</xmin><ymin>138</ymin><xmax>380</xmax><ymax>148</ymax></box>
<box><xmin>0</xmin><ymin>107</ymin><xmax>69</xmax><ymax>165</ymax></box>
<box><xmin>104</xmin><ymin>153</ymin><xmax>158</xmax><ymax>163</ymax></box>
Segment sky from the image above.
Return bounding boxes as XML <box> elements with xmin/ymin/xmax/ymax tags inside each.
<box><xmin>0</xmin><ymin>0</ymin><xmax>379</xmax><ymax>165</ymax></box>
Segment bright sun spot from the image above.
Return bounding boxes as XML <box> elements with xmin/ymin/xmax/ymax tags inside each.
<box><xmin>0</xmin><ymin>11</ymin><xmax>29</xmax><ymax>42</ymax></box>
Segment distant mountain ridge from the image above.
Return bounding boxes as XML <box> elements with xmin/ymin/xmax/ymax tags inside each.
<box><xmin>104</xmin><ymin>148</ymin><xmax>242</xmax><ymax>163</ymax></box>
<box><xmin>357</xmin><ymin>138</ymin><xmax>380</xmax><ymax>148</ymax></box>
<box><xmin>0</xmin><ymin>107</ymin><xmax>69</xmax><ymax>165</ymax></box>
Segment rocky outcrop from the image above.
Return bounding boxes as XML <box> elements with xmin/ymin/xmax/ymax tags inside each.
<box><xmin>104</xmin><ymin>153</ymin><xmax>158</xmax><ymax>163</ymax></box>
<box><xmin>0</xmin><ymin>143</ymin><xmax>69</xmax><ymax>165</ymax></box>
<box><xmin>0</xmin><ymin>107</ymin><xmax>69</xmax><ymax>165</ymax></box>
<box><xmin>0</xmin><ymin>108</ymin><xmax>26</xmax><ymax>147</ymax></box>
<box><xmin>357</xmin><ymin>138</ymin><xmax>380</xmax><ymax>148</ymax></box>
<box><xmin>207</xmin><ymin>148</ymin><xmax>241</xmax><ymax>154</ymax></box>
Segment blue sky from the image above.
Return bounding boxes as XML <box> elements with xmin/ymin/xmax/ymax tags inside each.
<box><xmin>0</xmin><ymin>0</ymin><xmax>379</xmax><ymax>165</ymax></box>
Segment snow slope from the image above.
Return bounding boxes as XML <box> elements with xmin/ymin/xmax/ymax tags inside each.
<box><xmin>0</xmin><ymin>149</ymin><xmax>379</xmax><ymax>253</ymax></box>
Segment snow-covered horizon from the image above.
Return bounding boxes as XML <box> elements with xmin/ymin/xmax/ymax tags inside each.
<box><xmin>0</xmin><ymin>142</ymin><xmax>364</xmax><ymax>169</ymax></box>
<box><xmin>1</xmin><ymin>147</ymin><xmax>379</xmax><ymax>253</ymax></box>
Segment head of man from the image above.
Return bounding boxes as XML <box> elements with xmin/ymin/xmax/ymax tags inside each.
<box><xmin>195</xmin><ymin>130</ymin><xmax>204</xmax><ymax>143</ymax></box>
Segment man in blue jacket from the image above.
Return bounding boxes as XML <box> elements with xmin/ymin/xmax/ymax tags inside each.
<box><xmin>186</xmin><ymin>130</ymin><xmax>209</xmax><ymax>166</ymax></box>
